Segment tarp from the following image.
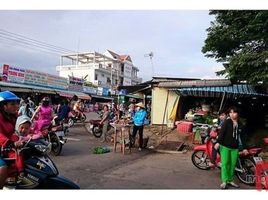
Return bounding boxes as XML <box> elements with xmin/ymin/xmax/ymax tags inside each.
<box><xmin>56</xmin><ymin>90</ymin><xmax>91</xmax><ymax>100</ymax></box>
<box><xmin>170</xmin><ymin>84</ymin><xmax>267</xmax><ymax>98</ymax></box>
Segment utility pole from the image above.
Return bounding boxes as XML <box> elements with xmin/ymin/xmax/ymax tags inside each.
<box><xmin>144</xmin><ymin>52</ymin><xmax>154</xmax><ymax>78</ymax></box>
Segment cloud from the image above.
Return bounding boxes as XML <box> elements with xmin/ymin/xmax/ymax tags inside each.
<box><xmin>0</xmin><ymin>10</ymin><xmax>219</xmax><ymax>81</ymax></box>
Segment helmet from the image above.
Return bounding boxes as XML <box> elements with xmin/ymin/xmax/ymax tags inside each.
<box><xmin>0</xmin><ymin>91</ymin><xmax>20</xmax><ymax>102</ymax></box>
<box><xmin>42</xmin><ymin>97</ymin><xmax>50</xmax><ymax>102</ymax></box>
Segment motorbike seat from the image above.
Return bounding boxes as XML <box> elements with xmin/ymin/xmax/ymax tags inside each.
<box><xmin>248</xmin><ymin>147</ymin><xmax>262</xmax><ymax>155</ymax></box>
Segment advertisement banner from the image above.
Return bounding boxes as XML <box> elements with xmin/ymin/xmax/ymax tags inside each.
<box><xmin>83</xmin><ymin>86</ymin><xmax>97</xmax><ymax>94</ymax></box>
<box><xmin>7</xmin><ymin>66</ymin><xmax>25</xmax><ymax>83</ymax></box>
<box><xmin>68</xmin><ymin>76</ymin><xmax>83</xmax><ymax>92</ymax></box>
<box><xmin>97</xmin><ymin>87</ymin><xmax>103</xmax><ymax>96</ymax></box>
<box><xmin>1</xmin><ymin>64</ymin><xmax>69</xmax><ymax>89</ymax></box>
<box><xmin>102</xmin><ymin>87</ymin><xmax>110</xmax><ymax>96</ymax></box>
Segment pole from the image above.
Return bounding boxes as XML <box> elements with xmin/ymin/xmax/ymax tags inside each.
<box><xmin>219</xmin><ymin>91</ymin><xmax>226</xmax><ymax>113</ymax></box>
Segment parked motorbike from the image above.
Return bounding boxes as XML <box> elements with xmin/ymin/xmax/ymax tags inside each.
<box><xmin>67</xmin><ymin>111</ymin><xmax>87</xmax><ymax>127</ymax></box>
<box><xmin>191</xmin><ymin>125</ymin><xmax>265</xmax><ymax>186</ymax></box>
<box><xmin>2</xmin><ymin>138</ymin><xmax>79</xmax><ymax>189</ymax></box>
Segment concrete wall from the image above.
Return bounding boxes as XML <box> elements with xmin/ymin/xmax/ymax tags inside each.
<box><xmin>151</xmin><ymin>87</ymin><xmax>178</xmax><ymax>125</ymax></box>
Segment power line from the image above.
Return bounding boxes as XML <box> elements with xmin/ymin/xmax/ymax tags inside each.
<box><xmin>0</xmin><ymin>34</ymin><xmax>69</xmax><ymax>55</ymax></box>
<box><xmin>0</xmin><ymin>37</ymin><xmax>62</xmax><ymax>57</ymax></box>
<box><xmin>0</xmin><ymin>29</ymin><xmax>74</xmax><ymax>53</ymax></box>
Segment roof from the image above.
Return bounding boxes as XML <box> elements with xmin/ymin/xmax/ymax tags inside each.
<box><xmin>158</xmin><ymin>79</ymin><xmax>231</xmax><ymax>88</ymax></box>
<box><xmin>152</xmin><ymin>77</ymin><xmax>200</xmax><ymax>83</ymax></box>
<box><xmin>107</xmin><ymin>50</ymin><xmax>132</xmax><ymax>63</ymax></box>
<box><xmin>171</xmin><ymin>84</ymin><xmax>268</xmax><ymax>98</ymax></box>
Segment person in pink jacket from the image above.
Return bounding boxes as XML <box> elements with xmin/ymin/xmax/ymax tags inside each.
<box><xmin>31</xmin><ymin>97</ymin><xmax>53</xmax><ymax>132</ymax></box>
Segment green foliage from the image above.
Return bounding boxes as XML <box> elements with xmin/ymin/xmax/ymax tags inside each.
<box><xmin>202</xmin><ymin>10</ymin><xmax>268</xmax><ymax>84</ymax></box>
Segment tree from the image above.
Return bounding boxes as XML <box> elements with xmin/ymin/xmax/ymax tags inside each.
<box><xmin>202</xmin><ymin>10</ymin><xmax>268</xmax><ymax>84</ymax></box>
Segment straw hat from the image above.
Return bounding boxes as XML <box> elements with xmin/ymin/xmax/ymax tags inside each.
<box><xmin>135</xmin><ymin>102</ymin><xmax>145</xmax><ymax>109</ymax></box>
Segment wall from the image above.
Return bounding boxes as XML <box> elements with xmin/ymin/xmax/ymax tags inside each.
<box><xmin>151</xmin><ymin>87</ymin><xmax>179</xmax><ymax>125</ymax></box>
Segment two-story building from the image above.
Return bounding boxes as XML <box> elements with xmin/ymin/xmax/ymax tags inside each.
<box><xmin>56</xmin><ymin>50</ymin><xmax>142</xmax><ymax>89</ymax></box>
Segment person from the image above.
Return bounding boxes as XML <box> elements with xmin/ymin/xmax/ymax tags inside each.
<box><xmin>27</xmin><ymin>97</ymin><xmax>35</xmax><ymax>109</ymax></box>
<box><xmin>31</xmin><ymin>97</ymin><xmax>53</xmax><ymax>132</ymax></box>
<box><xmin>208</xmin><ymin>110</ymin><xmax>227</xmax><ymax>168</ymax></box>
<box><xmin>130</xmin><ymin>102</ymin><xmax>147</xmax><ymax>151</ymax></box>
<box><xmin>18</xmin><ymin>99</ymin><xmax>33</xmax><ymax>118</ymax></box>
<box><xmin>73</xmin><ymin>99</ymin><xmax>83</xmax><ymax>119</ymax></box>
<box><xmin>0</xmin><ymin>91</ymin><xmax>23</xmax><ymax>188</ymax></box>
<box><xmin>55</xmin><ymin>99</ymin><xmax>70</xmax><ymax>124</ymax></box>
<box><xmin>214</xmin><ymin>106</ymin><xmax>248</xmax><ymax>189</ymax></box>
<box><xmin>15</xmin><ymin>115</ymin><xmax>43</xmax><ymax>142</ymax></box>
<box><xmin>99</xmin><ymin>105</ymin><xmax>110</xmax><ymax>142</ymax></box>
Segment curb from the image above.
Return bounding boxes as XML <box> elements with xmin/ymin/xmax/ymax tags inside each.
<box><xmin>151</xmin><ymin>149</ymin><xmax>188</xmax><ymax>154</ymax></box>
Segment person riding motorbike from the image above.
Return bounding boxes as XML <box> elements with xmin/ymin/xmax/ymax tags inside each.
<box><xmin>73</xmin><ymin>99</ymin><xmax>83</xmax><ymax>119</ymax></box>
<box><xmin>55</xmin><ymin>99</ymin><xmax>70</xmax><ymax>125</ymax></box>
<box><xmin>31</xmin><ymin>97</ymin><xmax>53</xmax><ymax>132</ymax></box>
<box><xmin>0</xmin><ymin>91</ymin><xmax>23</xmax><ymax>188</ymax></box>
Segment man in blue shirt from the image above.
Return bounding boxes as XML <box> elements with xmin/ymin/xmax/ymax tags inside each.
<box><xmin>130</xmin><ymin>102</ymin><xmax>147</xmax><ymax>151</ymax></box>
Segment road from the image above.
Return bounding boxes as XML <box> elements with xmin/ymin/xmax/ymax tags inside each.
<box><xmin>51</xmin><ymin>113</ymin><xmax>253</xmax><ymax>189</ymax></box>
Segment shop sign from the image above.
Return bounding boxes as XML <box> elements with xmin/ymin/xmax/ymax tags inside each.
<box><xmin>83</xmin><ymin>86</ymin><xmax>97</xmax><ymax>94</ymax></box>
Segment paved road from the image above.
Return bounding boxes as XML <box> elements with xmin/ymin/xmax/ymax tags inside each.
<box><xmin>51</xmin><ymin>112</ymin><xmax>253</xmax><ymax>189</ymax></box>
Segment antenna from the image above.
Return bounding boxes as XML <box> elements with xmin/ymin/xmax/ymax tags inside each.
<box><xmin>144</xmin><ymin>51</ymin><xmax>154</xmax><ymax>77</ymax></box>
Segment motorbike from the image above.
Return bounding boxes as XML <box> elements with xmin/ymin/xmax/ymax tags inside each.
<box><xmin>191</xmin><ymin>124</ymin><xmax>265</xmax><ymax>186</ymax></box>
<box><xmin>2</xmin><ymin>138</ymin><xmax>79</xmax><ymax>189</ymax></box>
<box><xmin>41</xmin><ymin>118</ymin><xmax>68</xmax><ymax>156</ymax></box>
<box><xmin>87</xmin><ymin>111</ymin><xmax>114</xmax><ymax>138</ymax></box>
<box><xmin>67</xmin><ymin>111</ymin><xmax>87</xmax><ymax>127</ymax></box>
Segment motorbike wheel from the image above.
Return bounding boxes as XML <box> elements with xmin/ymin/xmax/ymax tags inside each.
<box><xmin>68</xmin><ymin>118</ymin><xmax>74</xmax><ymax>127</ymax></box>
<box><xmin>80</xmin><ymin>114</ymin><xmax>87</xmax><ymax>123</ymax></box>
<box><xmin>50</xmin><ymin>134</ymin><xmax>63</xmax><ymax>156</ymax></box>
<box><xmin>236</xmin><ymin>158</ymin><xmax>256</xmax><ymax>185</ymax></box>
<box><xmin>92</xmin><ymin>125</ymin><xmax>102</xmax><ymax>138</ymax></box>
<box><xmin>191</xmin><ymin>150</ymin><xmax>210</xmax><ymax>170</ymax></box>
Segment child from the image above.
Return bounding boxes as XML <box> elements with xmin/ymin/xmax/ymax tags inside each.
<box><xmin>15</xmin><ymin>115</ymin><xmax>43</xmax><ymax>142</ymax></box>
<box><xmin>209</xmin><ymin>110</ymin><xmax>227</xmax><ymax>168</ymax></box>
<box><xmin>13</xmin><ymin>115</ymin><xmax>43</xmax><ymax>182</ymax></box>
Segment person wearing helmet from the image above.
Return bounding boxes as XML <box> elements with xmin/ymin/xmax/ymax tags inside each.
<box><xmin>0</xmin><ymin>91</ymin><xmax>23</xmax><ymax>188</ymax></box>
<box><xmin>31</xmin><ymin>97</ymin><xmax>53</xmax><ymax>132</ymax></box>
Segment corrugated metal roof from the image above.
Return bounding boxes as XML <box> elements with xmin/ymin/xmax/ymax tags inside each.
<box><xmin>158</xmin><ymin>79</ymin><xmax>231</xmax><ymax>88</ymax></box>
<box><xmin>170</xmin><ymin>84</ymin><xmax>267</xmax><ymax>98</ymax></box>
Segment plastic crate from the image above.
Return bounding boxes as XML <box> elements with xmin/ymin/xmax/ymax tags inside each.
<box><xmin>176</xmin><ymin>121</ymin><xmax>193</xmax><ymax>133</ymax></box>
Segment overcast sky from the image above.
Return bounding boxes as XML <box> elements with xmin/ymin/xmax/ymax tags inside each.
<box><xmin>0</xmin><ymin>10</ymin><xmax>224</xmax><ymax>81</ymax></box>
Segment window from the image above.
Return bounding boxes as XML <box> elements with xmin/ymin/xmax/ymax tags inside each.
<box><xmin>99</xmin><ymin>63</ymin><xmax>102</xmax><ymax>68</ymax></box>
<box><xmin>95</xmin><ymin>74</ymin><xmax>98</xmax><ymax>80</ymax></box>
<box><xmin>107</xmin><ymin>77</ymin><xmax>111</xmax><ymax>84</ymax></box>
<box><xmin>108</xmin><ymin>64</ymin><xmax>112</xmax><ymax>68</ymax></box>
<box><xmin>101</xmin><ymin>74</ymin><xmax>104</xmax><ymax>77</ymax></box>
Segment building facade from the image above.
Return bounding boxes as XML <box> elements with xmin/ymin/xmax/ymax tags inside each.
<box><xmin>56</xmin><ymin>50</ymin><xmax>142</xmax><ymax>89</ymax></box>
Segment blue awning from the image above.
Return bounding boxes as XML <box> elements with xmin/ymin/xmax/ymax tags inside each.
<box><xmin>170</xmin><ymin>84</ymin><xmax>267</xmax><ymax>98</ymax></box>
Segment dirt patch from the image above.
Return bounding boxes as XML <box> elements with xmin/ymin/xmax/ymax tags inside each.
<box><xmin>143</xmin><ymin>125</ymin><xmax>194</xmax><ymax>151</ymax></box>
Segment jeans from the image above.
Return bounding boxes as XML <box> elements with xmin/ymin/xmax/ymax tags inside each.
<box><xmin>0</xmin><ymin>157</ymin><xmax>6</xmax><ymax>167</ymax></box>
<box><xmin>130</xmin><ymin>125</ymin><xmax>144</xmax><ymax>148</ymax></box>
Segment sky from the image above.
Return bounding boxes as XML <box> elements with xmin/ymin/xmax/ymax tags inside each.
<box><xmin>0</xmin><ymin>10</ymin><xmax>224</xmax><ymax>81</ymax></box>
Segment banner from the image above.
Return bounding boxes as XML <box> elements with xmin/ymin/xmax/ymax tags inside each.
<box><xmin>68</xmin><ymin>76</ymin><xmax>83</xmax><ymax>92</ymax></box>
<box><xmin>83</xmin><ymin>86</ymin><xmax>97</xmax><ymax>95</ymax></box>
<box><xmin>1</xmin><ymin>64</ymin><xmax>69</xmax><ymax>90</ymax></box>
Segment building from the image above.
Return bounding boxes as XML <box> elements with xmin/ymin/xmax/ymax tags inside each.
<box><xmin>56</xmin><ymin>50</ymin><xmax>142</xmax><ymax>89</ymax></box>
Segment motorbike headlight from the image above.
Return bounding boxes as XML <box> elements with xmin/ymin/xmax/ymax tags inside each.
<box><xmin>34</xmin><ymin>144</ymin><xmax>50</xmax><ymax>153</ymax></box>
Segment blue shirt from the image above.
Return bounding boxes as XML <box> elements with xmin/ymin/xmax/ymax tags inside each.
<box><xmin>133</xmin><ymin>110</ymin><xmax>147</xmax><ymax>126</ymax></box>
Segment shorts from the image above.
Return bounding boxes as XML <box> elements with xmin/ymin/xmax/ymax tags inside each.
<box><xmin>0</xmin><ymin>157</ymin><xmax>6</xmax><ymax>167</ymax></box>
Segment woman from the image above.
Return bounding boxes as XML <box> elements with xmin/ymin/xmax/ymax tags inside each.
<box><xmin>130</xmin><ymin>102</ymin><xmax>147</xmax><ymax>151</ymax></box>
<box><xmin>99</xmin><ymin>105</ymin><xmax>110</xmax><ymax>142</ymax></box>
<box><xmin>215</xmin><ymin>106</ymin><xmax>248</xmax><ymax>189</ymax></box>
<box><xmin>0</xmin><ymin>91</ymin><xmax>22</xmax><ymax>188</ymax></box>
<box><xmin>31</xmin><ymin>97</ymin><xmax>53</xmax><ymax>132</ymax></box>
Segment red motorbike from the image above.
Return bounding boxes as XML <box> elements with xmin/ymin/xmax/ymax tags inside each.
<box><xmin>191</xmin><ymin>125</ymin><xmax>266</xmax><ymax>186</ymax></box>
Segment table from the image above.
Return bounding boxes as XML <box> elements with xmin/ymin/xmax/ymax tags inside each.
<box><xmin>110</xmin><ymin>123</ymin><xmax>132</xmax><ymax>154</ymax></box>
